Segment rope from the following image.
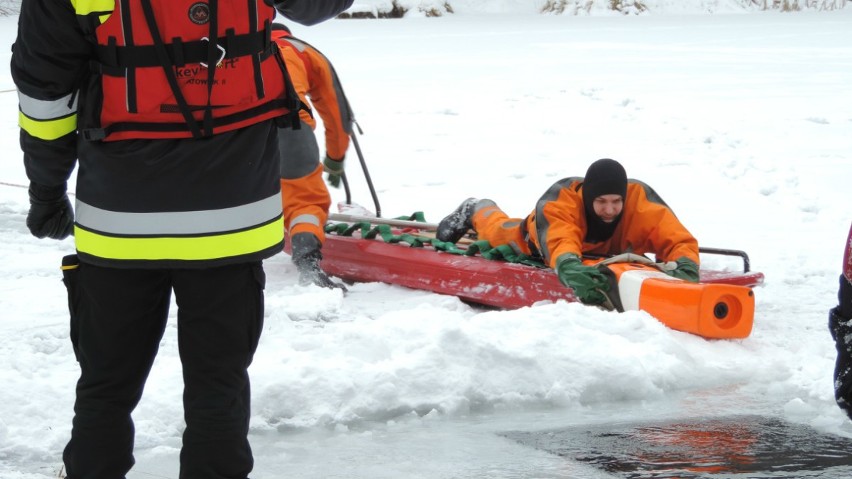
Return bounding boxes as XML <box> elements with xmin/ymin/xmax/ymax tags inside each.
<box><xmin>325</xmin><ymin>212</ymin><xmax>546</xmax><ymax>268</ymax></box>
<box><xmin>0</xmin><ymin>181</ymin><xmax>28</xmax><ymax>189</ymax></box>
<box><xmin>1</xmin><ymin>181</ymin><xmax>77</xmax><ymax>198</ymax></box>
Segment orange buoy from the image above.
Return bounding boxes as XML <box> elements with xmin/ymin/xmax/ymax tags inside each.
<box><xmin>604</xmin><ymin>262</ymin><xmax>754</xmax><ymax>339</ymax></box>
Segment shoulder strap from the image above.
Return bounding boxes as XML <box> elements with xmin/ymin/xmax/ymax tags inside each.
<box><xmin>139</xmin><ymin>0</ymin><xmax>205</xmax><ymax>137</ymax></box>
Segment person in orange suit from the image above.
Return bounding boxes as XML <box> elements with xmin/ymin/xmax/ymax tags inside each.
<box><xmin>436</xmin><ymin>158</ymin><xmax>700</xmax><ymax>304</ymax></box>
<box><xmin>273</xmin><ymin>24</ymin><xmax>353</xmax><ymax>289</ymax></box>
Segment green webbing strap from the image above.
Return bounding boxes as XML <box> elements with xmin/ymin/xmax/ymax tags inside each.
<box><xmin>405</xmin><ymin>212</ymin><xmax>428</xmax><ymax>222</ymax></box>
<box><xmin>325</xmin><ymin>213</ymin><xmax>548</xmax><ymax>268</ymax></box>
<box><xmin>324</xmin><ymin>221</ymin><xmax>434</xmax><ymax>248</ymax></box>
<box><xmin>466</xmin><ymin>242</ymin><xmax>544</xmax><ymax>267</ymax></box>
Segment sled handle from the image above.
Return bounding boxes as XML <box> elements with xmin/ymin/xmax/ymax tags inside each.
<box><xmin>699</xmin><ymin>247</ymin><xmax>752</xmax><ymax>273</ymax></box>
<box><xmin>348</xmin><ymin>128</ymin><xmax>382</xmax><ymax>217</ymax></box>
<box><xmin>588</xmin><ymin>248</ymin><xmax>753</xmax><ymax>273</ymax></box>
<box><xmin>329</xmin><ymin>213</ymin><xmax>437</xmax><ymax>230</ymax></box>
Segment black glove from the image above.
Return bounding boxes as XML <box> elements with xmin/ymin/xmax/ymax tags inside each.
<box><xmin>290</xmin><ymin>232</ymin><xmax>347</xmax><ymax>291</ymax></box>
<box><xmin>27</xmin><ymin>183</ymin><xmax>74</xmax><ymax>240</ymax></box>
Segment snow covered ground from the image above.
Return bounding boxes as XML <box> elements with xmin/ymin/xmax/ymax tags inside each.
<box><xmin>1</xmin><ymin>7</ymin><xmax>851</xmax><ymax>479</ymax></box>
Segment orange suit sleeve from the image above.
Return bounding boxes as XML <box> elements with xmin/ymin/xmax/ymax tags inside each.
<box><xmin>301</xmin><ymin>44</ymin><xmax>351</xmax><ymax>161</ymax></box>
<box><xmin>276</xmin><ymin>39</ymin><xmax>316</xmax><ymax>130</ymax></box>
<box><xmin>532</xmin><ymin>179</ymin><xmax>587</xmax><ymax>269</ymax></box>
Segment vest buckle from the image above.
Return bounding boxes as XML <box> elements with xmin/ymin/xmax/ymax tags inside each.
<box><xmin>199</xmin><ymin>37</ymin><xmax>226</xmax><ymax>68</ymax></box>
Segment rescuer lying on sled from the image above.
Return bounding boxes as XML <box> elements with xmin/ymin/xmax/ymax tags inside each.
<box><xmin>436</xmin><ymin>158</ymin><xmax>700</xmax><ymax>305</ymax></box>
<box><xmin>829</xmin><ymin>223</ymin><xmax>852</xmax><ymax>420</ymax></box>
<box><xmin>273</xmin><ymin>24</ymin><xmax>353</xmax><ymax>290</ymax></box>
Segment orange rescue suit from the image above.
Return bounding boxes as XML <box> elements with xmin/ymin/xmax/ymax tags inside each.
<box><xmin>473</xmin><ymin>179</ymin><xmax>700</xmax><ymax>269</ymax></box>
<box><xmin>273</xmin><ymin>29</ymin><xmax>351</xmax><ymax>242</ymax></box>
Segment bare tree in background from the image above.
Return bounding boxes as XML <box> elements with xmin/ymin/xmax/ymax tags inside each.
<box><xmin>0</xmin><ymin>0</ymin><xmax>846</xmax><ymax>18</ymax></box>
<box><xmin>0</xmin><ymin>0</ymin><xmax>20</xmax><ymax>16</ymax></box>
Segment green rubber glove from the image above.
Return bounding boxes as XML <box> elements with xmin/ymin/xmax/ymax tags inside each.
<box><xmin>555</xmin><ymin>254</ymin><xmax>610</xmax><ymax>305</ymax></box>
<box><xmin>665</xmin><ymin>256</ymin><xmax>700</xmax><ymax>283</ymax></box>
<box><xmin>323</xmin><ymin>155</ymin><xmax>345</xmax><ymax>188</ymax></box>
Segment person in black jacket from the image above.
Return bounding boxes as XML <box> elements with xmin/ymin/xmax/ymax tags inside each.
<box><xmin>12</xmin><ymin>1</ymin><xmax>352</xmax><ymax>478</ymax></box>
<box><xmin>829</xmin><ymin>223</ymin><xmax>852</xmax><ymax>419</ymax></box>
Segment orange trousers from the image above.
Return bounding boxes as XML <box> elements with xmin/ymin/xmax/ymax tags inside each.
<box><xmin>472</xmin><ymin>204</ymin><xmax>533</xmax><ymax>256</ymax></box>
<box><xmin>281</xmin><ymin>164</ymin><xmax>330</xmax><ymax>242</ymax></box>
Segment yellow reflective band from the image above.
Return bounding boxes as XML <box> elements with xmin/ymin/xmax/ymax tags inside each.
<box><xmin>71</xmin><ymin>0</ymin><xmax>115</xmax><ymax>16</ymax></box>
<box><xmin>19</xmin><ymin>111</ymin><xmax>77</xmax><ymax>141</ymax></box>
<box><xmin>74</xmin><ymin>218</ymin><xmax>284</xmax><ymax>261</ymax></box>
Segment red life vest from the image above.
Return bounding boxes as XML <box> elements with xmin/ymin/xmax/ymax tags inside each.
<box><xmin>83</xmin><ymin>0</ymin><xmax>298</xmax><ymax>141</ymax></box>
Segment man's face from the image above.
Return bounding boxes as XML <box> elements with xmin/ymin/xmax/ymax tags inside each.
<box><xmin>592</xmin><ymin>194</ymin><xmax>623</xmax><ymax>223</ymax></box>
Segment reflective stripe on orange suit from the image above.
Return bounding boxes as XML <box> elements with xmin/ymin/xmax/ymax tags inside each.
<box><xmin>280</xmin><ymin>164</ymin><xmax>330</xmax><ymax>240</ymax></box>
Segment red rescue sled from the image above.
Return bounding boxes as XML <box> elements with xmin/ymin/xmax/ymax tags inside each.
<box><xmin>301</xmin><ymin>214</ymin><xmax>764</xmax><ymax>340</ymax></box>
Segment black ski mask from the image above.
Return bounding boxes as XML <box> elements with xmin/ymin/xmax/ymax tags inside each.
<box><xmin>581</xmin><ymin>158</ymin><xmax>627</xmax><ymax>243</ymax></box>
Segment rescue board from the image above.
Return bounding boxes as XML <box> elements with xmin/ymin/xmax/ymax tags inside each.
<box><xmin>308</xmin><ymin>214</ymin><xmax>763</xmax><ymax>340</ymax></box>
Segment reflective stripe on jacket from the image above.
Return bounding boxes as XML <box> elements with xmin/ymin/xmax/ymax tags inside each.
<box><xmin>72</xmin><ymin>120</ymin><xmax>284</xmax><ymax>267</ymax></box>
<box><xmin>11</xmin><ymin>0</ymin><xmax>354</xmax><ymax>267</ymax></box>
<box><xmin>74</xmin><ymin>193</ymin><xmax>282</xmax><ymax>263</ymax></box>
<box><xmin>17</xmin><ymin>91</ymin><xmax>78</xmax><ymax>141</ymax></box>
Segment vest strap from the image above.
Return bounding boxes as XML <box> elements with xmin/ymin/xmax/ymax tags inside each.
<box><xmin>95</xmin><ymin>30</ymin><xmax>270</xmax><ymax>70</ymax></box>
<box><xmin>82</xmin><ymin>98</ymin><xmax>289</xmax><ymax>140</ymax></box>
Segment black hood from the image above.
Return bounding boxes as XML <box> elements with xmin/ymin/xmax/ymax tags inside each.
<box><xmin>581</xmin><ymin>158</ymin><xmax>627</xmax><ymax>243</ymax></box>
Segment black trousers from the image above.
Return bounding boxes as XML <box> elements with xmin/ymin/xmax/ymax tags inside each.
<box><xmin>61</xmin><ymin>257</ymin><xmax>265</xmax><ymax>479</ymax></box>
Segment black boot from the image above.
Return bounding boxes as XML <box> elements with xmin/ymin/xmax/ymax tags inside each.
<box><xmin>831</xmin><ymin>274</ymin><xmax>852</xmax><ymax>418</ymax></box>
<box><xmin>290</xmin><ymin>232</ymin><xmax>347</xmax><ymax>291</ymax></box>
<box><xmin>831</xmin><ymin>309</ymin><xmax>852</xmax><ymax>419</ymax></box>
<box><xmin>436</xmin><ymin>198</ymin><xmax>478</xmax><ymax>244</ymax></box>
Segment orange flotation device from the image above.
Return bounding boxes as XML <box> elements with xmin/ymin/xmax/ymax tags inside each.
<box><xmin>588</xmin><ymin>254</ymin><xmax>754</xmax><ymax>340</ymax></box>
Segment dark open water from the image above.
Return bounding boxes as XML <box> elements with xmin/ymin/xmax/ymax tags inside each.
<box><xmin>503</xmin><ymin>415</ymin><xmax>852</xmax><ymax>478</ymax></box>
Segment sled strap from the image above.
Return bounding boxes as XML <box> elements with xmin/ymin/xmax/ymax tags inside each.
<box><xmin>325</xmin><ymin>215</ymin><xmax>545</xmax><ymax>267</ymax></box>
